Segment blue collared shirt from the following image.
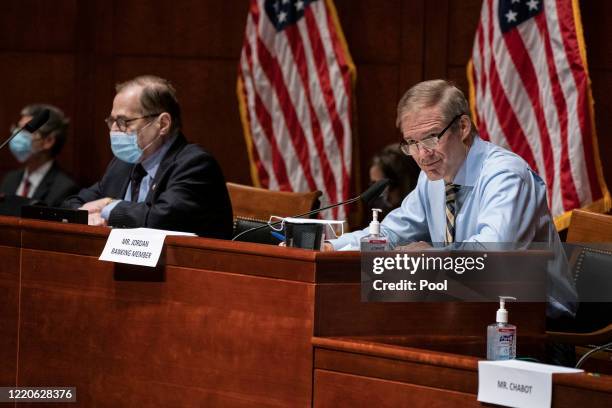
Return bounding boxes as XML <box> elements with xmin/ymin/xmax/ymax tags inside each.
<box><xmin>330</xmin><ymin>135</ymin><xmax>576</xmax><ymax>316</ymax></box>
<box><xmin>101</xmin><ymin>135</ymin><xmax>175</xmax><ymax>219</ymax></box>
<box><xmin>332</xmin><ymin>136</ymin><xmax>555</xmax><ymax>248</ymax></box>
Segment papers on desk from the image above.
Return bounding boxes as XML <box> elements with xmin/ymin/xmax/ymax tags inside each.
<box><xmin>99</xmin><ymin>227</ymin><xmax>196</xmax><ymax>267</ymax></box>
<box><xmin>477</xmin><ymin>359</ymin><xmax>583</xmax><ymax>408</ymax></box>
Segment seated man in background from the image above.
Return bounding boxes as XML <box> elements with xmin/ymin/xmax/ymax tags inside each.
<box><xmin>1</xmin><ymin>104</ymin><xmax>79</xmax><ymax>207</ymax></box>
<box><xmin>366</xmin><ymin>143</ymin><xmax>419</xmax><ymax>223</ymax></box>
<box><xmin>326</xmin><ymin>79</ymin><xmax>575</xmax><ymax>319</ymax></box>
<box><xmin>63</xmin><ymin>75</ymin><xmax>233</xmax><ymax>239</ymax></box>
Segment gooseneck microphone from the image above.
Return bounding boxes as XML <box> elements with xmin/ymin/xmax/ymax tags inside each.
<box><xmin>231</xmin><ymin>178</ymin><xmax>390</xmax><ymax>241</ymax></box>
<box><xmin>0</xmin><ymin>108</ymin><xmax>51</xmax><ymax>151</ymax></box>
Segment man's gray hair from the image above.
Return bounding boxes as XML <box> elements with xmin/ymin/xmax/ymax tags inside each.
<box><xmin>116</xmin><ymin>75</ymin><xmax>182</xmax><ymax>131</ymax></box>
<box><xmin>396</xmin><ymin>79</ymin><xmax>476</xmax><ymax>137</ymax></box>
<box><xmin>21</xmin><ymin>104</ymin><xmax>70</xmax><ymax>157</ymax></box>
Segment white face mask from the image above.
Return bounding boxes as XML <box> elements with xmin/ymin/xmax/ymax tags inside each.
<box><xmin>269</xmin><ymin>216</ymin><xmax>346</xmax><ymax>239</ymax></box>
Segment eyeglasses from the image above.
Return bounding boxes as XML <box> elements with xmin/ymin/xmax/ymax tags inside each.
<box><xmin>399</xmin><ymin>114</ymin><xmax>462</xmax><ymax>156</ymax></box>
<box><xmin>104</xmin><ymin>113</ymin><xmax>161</xmax><ymax>132</ymax></box>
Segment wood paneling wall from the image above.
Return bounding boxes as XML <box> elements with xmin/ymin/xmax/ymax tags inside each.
<box><xmin>0</xmin><ymin>0</ymin><xmax>609</xmax><ymax>203</ymax></box>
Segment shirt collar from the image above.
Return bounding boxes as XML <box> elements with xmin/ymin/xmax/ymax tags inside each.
<box><xmin>450</xmin><ymin>135</ymin><xmax>486</xmax><ymax>187</ymax></box>
<box><xmin>24</xmin><ymin>160</ymin><xmax>54</xmax><ymax>185</ymax></box>
<box><xmin>140</xmin><ymin>133</ymin><xmax>176</xmax><ymax>177</ymax></box>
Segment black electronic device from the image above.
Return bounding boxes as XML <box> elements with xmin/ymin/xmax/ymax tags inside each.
<box><xmin>21</xmin><ymin>205</ymin><xmax>88</xmax><ymax>224</ymax></box>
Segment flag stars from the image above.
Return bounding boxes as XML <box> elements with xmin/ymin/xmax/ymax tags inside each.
<box><xmin>296</xmin><ymin>0</ymin><xmax>304</xmax><ymax>11</ymax></box>
<box><xmin>511</xmin><ymin>0</ymin><xmax>520</xmax><ymax>3</ymax></box>
<box><xmin>505</xmin><ymin>9</ymin><xmax>518</xmax><ymax>23</ymax></box>
<box><xmin>278</xmin><ymin>10</ymin><xmax>288</xmax><ymax>23</ymax></box>
<box><xmin>526</xmin><ymin>0</ymin><xmax>539</xmax><ymax>11</ymax></box>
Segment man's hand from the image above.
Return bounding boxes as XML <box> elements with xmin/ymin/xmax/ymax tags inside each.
<box><xmin>88</xmin><ymin>212</ymin><xmax>108</xmax><ymax>227</ymax></box>
<box><xmin>79</xmin><ymin>197</ymin><xmax>113</xmax><ymax>214</ymax></box>
<box><xmin>394</xmin><ymin>241</ymin><xmax>432</xmax><ymax>251</ymax></box>
<box><xmin>321</xmin><ymin>242</ymin><xmax>335</xmax><ymax>252</ymax></box>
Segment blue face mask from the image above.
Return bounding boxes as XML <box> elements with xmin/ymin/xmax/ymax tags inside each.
<box><xmin>109</xmin><ymin>119</ymin><xmax>162</xmax><ymax>164</ymax></box>
<box><xmin>9</xmin><ymin>130</ymin><xmax>34</xmax><ymax>163</ymax></box>
<box><xmin>110</xmin><ymin>131</ymin><xmax>144</xmax><ymax>163</ymax></box>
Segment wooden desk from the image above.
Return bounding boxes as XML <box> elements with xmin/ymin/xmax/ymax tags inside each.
<box><xmin>313</xmin><ymin>336</ymin><xmax>612</xmax><ymax>407</ymax></box>
<box><xmin>0</xmin><ymin>216</ymin><xmax>547</xmax><ymax>406</ymax></box>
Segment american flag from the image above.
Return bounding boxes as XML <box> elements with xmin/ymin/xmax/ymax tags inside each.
<box><xmin>237</xmin><ymin>0</ymin><xmax>355</xmax><ymax>220</ymax></box>
<box><xmin>468</xmin><ymin>0</ymin><xmax>610</xmax><ymax>229</ymax></box>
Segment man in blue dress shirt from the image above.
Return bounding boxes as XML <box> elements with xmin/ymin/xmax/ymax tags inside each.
<box><xmin>327</xmin><ymin>79</ymin><xmax>576</xmax><ymax>319</ymax></box>
<box><xmin>330</xmin><ymin>79</ymin><xmax>556</xmax><ymax>249</ymax></box>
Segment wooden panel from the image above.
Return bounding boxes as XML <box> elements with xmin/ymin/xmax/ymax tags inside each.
<box><xmin>567</xmin><ymin>209</ymin><xmax>612</xmax><ymax>242</ymax></box>
<box><xmin>336</xmin><ymin>0</ymin><xmax>402</xmax><ymax>63</ymax></box>
<box><xmin>313</xmin><ymin>338</ymin><xmax>612</xmax><ymax>407</ymax></box>
<box><xmin>0</xmin><ymin>245</ymin><xmax>19</xmax><ymax>386</ymax></box>
<box><xmin>580</xmin><ymin>1</ymin><xmax>612</xmax><ymax>69</ymax></box>
<box><xmin>315</xmin><ymin>346</ymin><xmax>477</xmax><ymax>394</ymax></box>
<box><xmin>423</xmin><ymin>0</ymin><xmax>449</xmax><ymax>79</ymax></box>
<box><xmin>314</xmin><ymin>282</ymin><xmax>545</xmax><ymax>337</ymax></box>
<box><xmin>588</xmin><ymin>69</ymin><xmax>612</xmax><ymax>188</ymax></box>
<box><xmin>113</xmin><ymin>57</ymin><xmax>251</xmax><ymax>184</ymax></box>
<box><xmin>113</xmin><ymin>1</ymin><xmax>247</xmax><ymax>58</ymax></box>
<box><xmin>355</xmin><ymin>64</ymin><xmax>402</xmax><ymax>188</ymax></box>
<box><xmin>17</xmin><ymin>249</ymin><xmax>315</xmax><ymax>407</ymax></box>
<box><xmin>0</xmin><ymin>0</ymin><xmax>78</xmax><ymax>51</ymax></box>
<box><xmin>314</xmin><ymin>369</ymin><xmax>479</xmax><ymax>408</ymax></box>
<box><xmin>399</xmin><ymin>0</ymin><xmax>425</xmax><ymax>92</ymax></box>
<box><xmin>446</xmin><ymin>0</ymin><xmax>481</xmax><ymax>67</ymax></box>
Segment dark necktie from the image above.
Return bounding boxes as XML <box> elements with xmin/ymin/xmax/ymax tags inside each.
<box><xmin>130</xmin><ymin>164</ymin><xmax>147</xmax><ymax>203</ymax></box>
<box><xmin>21</xmin><ymin>175</ymin><xmax>31</xmax><ymax>198</ymax></box>
<box><xmin>445</xmin><ymin>183</ymin><xmax>460</xmax><ymax>244</ymax></box>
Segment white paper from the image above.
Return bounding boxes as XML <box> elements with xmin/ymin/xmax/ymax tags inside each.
<box><xmin>99</xmin><ymin>228</ymin><xmax>196</xmax><ymax>267</ymax></box>
<box><xmin>477</xmin><ymin>360</ymin><xmax>582</xmax><ymax>408</ymax></box>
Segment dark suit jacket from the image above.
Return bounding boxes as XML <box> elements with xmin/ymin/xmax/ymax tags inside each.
<box><xmin>0</xmin><ymin>162</ymin><xmax>80</xmax><ymax>207</ymax></box>
<box><xmin>63</xmin><ymin>133</ymin><xmax>233</xmax><ymax>239</ymax></box>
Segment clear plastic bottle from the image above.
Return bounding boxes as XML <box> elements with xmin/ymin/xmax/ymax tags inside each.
<box><xmin>360</xmin><ymin>209</ymin><xmax>388</xmax><ymax>251</ymax></box>
<box><xmin>487</xmin><ymin>296</ymin><xmax>517</xmax><ymax>360</ymax></box>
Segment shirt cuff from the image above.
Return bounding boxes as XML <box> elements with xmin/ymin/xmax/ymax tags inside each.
<box><xmin>100</xmin><ymin>200</ymin><xmax>121</xmax><ymax>220</ymax></box>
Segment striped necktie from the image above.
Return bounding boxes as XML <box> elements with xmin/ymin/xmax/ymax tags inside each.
<box><xmin>445</xmin><ymin>183</ymin><xmax>460</xmax><ymax>244</ymax></box>
<box><xmin>21</xmin><ymin>172</ymin><xmax>31</xmax><ymax>198</ymax></box>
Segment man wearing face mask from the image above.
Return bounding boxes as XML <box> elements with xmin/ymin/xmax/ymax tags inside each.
<box><xmin>1</xmin><ymin>104</ymin><xmax>79</xmax><ymax>207</ymax></box>
<box><xmin>62</xmin><ymin>75</ymin><xmax>233</xmax><ymax>239</ymax></box>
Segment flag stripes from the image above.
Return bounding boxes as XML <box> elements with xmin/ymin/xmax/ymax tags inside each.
<box><xmin>238</xmin><ymin>0</ymin><xmax>355</xmax><ymax>220</ymax></box>
<box><xmin>468</xmin><ymin>0</ymin><xmax>610</xmax><ymax>229</ymax></box>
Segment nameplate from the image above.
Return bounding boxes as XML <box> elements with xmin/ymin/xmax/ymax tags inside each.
<box><xmin>99</xmin><ymin>228</ymin><xmax>196</xmax><ymax>267</ymax></box>
<box><xmin>477</xmin><ymin>360</ymin><xmax>582</xmax><ymax>408</ymax></box>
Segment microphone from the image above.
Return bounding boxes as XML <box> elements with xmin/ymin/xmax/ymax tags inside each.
<box><xmin>0</xmin><ymin>108</ymin><xmax>50</xmax><ymax>151</ymax></box>
<box><xmin>232</xmin><ymin>179</ymin><xmax>390</xmax><ymax>241</ymax></box>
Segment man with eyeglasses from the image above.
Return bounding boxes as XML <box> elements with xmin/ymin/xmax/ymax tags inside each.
<box><xmin>62</xmin><ymin>75</ymin><xmax>233</xmax><ymax>239</ymax></box>
<box><xmin>326</xmin><ymin>79</ymin><xmax>563</xmax><ymax>250</ymax></box>
<box><xmin>326</xmin><ymin>80</ymin><xmax>577</xmax><ymax>365</ymax></box>
<box><xmin>1</xmin><ymin>104</ymin><xmax>79</xmax><ymax>207</ymax></box>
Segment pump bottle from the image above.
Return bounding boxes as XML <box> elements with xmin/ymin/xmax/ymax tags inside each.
<box><xmin>486</xmin><ymin>296</ymin><xmax>517</xmax><ymax>360</ymax></box>
<box><xmin>360</xmin><ymin>209</ymin><xmax>388</xmax><ymax>251</ymax></box>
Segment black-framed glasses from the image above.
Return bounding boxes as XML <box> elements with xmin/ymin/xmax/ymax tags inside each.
<box><xmin>399</xmin><ymin>114</ymin><xmax>463</xmax><ymax>156</ymax></box>
<box><xmin>104</xmin><ymin>113</ymin><xmax>161</xmax><ymax>132</ymax></box>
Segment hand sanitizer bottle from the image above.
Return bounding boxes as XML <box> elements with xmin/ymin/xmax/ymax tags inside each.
<box><xmin>487</xmin><ymin>296</ymin><xmax>517</xmax><ymax>360</ymax></box>
<box><xmin>360</xmin><ymin>209</ymin><xmax>388</xmax><ymax>251</ymax></box>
